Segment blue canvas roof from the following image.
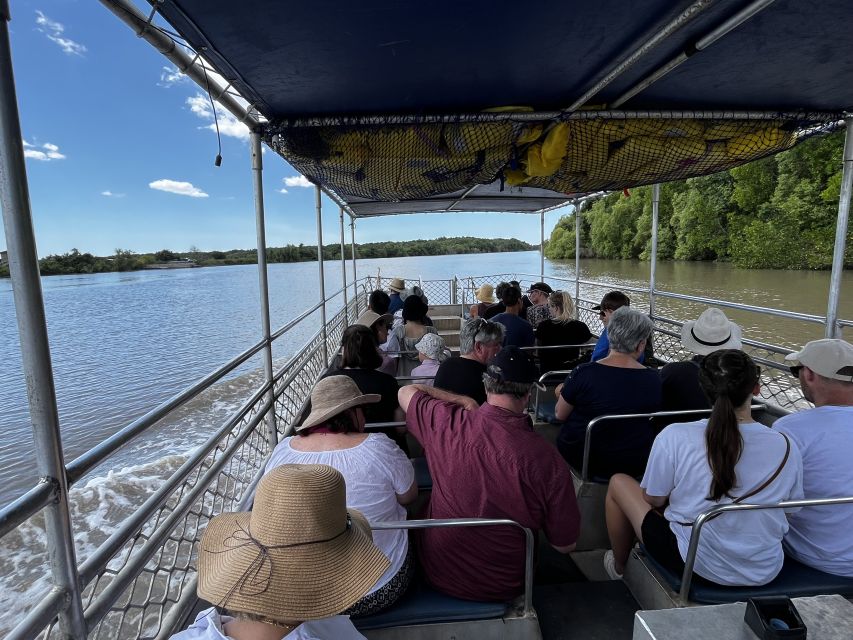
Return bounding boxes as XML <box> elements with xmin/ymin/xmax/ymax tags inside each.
<box><xmin>153</xmin><ymin>0</ymin><xmax>852</xmax><ymax>215</ymax></box>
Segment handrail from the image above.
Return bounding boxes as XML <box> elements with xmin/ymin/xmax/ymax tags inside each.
<box><xmin>370</xmin><ymin>518</ymin><xmax>536</xmax><ymax>616</ymax></box>
<box><xmin>581</xmin><ymin>405</ymin><xmax>767</xmax><ymax>481</ymax></box>
<box><xmin>364</xmin><ymin>421</ymin><xmax>407</xmax><ymax>429</ymax></box>
<box><xmin>0</xmin><ymin>480</ymin><xmax>55</xmax><ymax>538</ymax></box>
<box><xmin>7</xmin><ymin>589</ymin><xmax>66</xmax><ymax>640</ymax></box>
<box><xmin>65</xmin><ymin>337</ymin><xmax>268</xmax><ymax>484</ymax></box>
<box><xmin>679</xmin><ymin>495</ymin><xmax>853</xmax><ymax>602</ymax></box>
<box><xmin>83</xmin><ymin>394</ymin><xmax>275</xmax><ymax>627</ymax></box>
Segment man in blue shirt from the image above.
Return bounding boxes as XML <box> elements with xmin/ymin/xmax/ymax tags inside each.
<box><xmin>492</xmin><ymin>284</ymin><xmax>535</xmax><ymax>348</ymax></box>
<box><xmin>590</xmin><ymin>291</ymin><xmax>639</xmax><ymax>362</ymax></box>
<box><xmin>387</xmin><ymin>277</ymin><xmax>405</xmax><ymax>314</ymax></box>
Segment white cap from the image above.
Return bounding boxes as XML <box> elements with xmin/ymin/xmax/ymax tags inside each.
<box><xmin>785</xmin><ymin>339</ymin><xmax>853</xmax><ymax>382</ymax></box>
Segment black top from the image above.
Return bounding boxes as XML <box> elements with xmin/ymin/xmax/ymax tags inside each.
<box><xmin>659</xmin><ymin>357</ymin><xmax>709</xmax><ymax>413</ymax></box>
<box><xmin>324</xmin><ymin>368</ymin><xmax>400</xmax><ymax>423</ymax></box>
<box><xmin>535</xmin><ymin>319</ymin><xmax>592</xmax><ymax>373</ymax></box>
<box><xmin>433</xmin><ymin>357</ymin><xmax>487</xmax><ymax>405</ymax></box>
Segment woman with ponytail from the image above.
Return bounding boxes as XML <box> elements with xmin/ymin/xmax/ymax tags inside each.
<box><xmin>603</xmin><ymin>350</ymin><xmax>803</xmax><ymax>585</ymax></box>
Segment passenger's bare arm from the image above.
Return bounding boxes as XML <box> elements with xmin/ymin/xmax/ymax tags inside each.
<box><xmin>555</xmin><ymin>395</ymin><xmax>574</xmax><ymax>421</ymax></box>
<box><xmin>398</xmin><ymin>384</ymin><xmax>479</xmax><ymax>413</ymax></box>
<box><xmin>642</xmin><ymin>490</ymin><xmax>668</xmax><ymax>509</ymax></box>
<box><xmin>396</xmin><ymin>479</ymin><xmax>418</xmax><ymax>505</ymax></box>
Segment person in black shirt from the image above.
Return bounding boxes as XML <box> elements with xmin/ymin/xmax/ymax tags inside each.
<box><xmin>659</xmin><ymin>307</ymin><xmax>743</xmax><ymax>413</ymax></box>
<box><xmin>535</xmin><ymin>291</ymin><xmax>592</xmax><ymax>374</ymax></box>
<box><xmin>433</xmin><ymin>317</ymin><xmax>505</xmax><ymax>405</ymax></box>
<box><xmin>326</xmin><ymin>324</ymin><xmax>406</xmax><ymax>450</ymax></box>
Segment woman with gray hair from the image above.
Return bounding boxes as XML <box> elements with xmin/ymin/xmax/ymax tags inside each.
<box><xmin>554</xmin><ymin>307</ymin><xmax>662</xmax><ymax>478</ymax></box>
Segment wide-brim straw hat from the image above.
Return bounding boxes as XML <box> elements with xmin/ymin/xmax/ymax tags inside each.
<box><xmin>198</xmin><ymin>464</ymin><xmax>390</xmax><ymax>621</ymax></box>
<box><xmin>297</xmin><ymin>376</ymin><xmax>380</xmax><ymax>432</ymax></box>
<box><xmin>475</xmin><ymin>284</ymin><xmax>496</xmax><ymax>303</ymax></box>
<box><xmin>388</xmin><ymin>277</ymin><xmax>405</xmax><ymax>293</ymax></box>
<box><xmin>681</xmin><ymin>307</ymin><xmax>742</xmax><ymax>356</ymax></box>
<box><xmin>355</xmin><ymin>310</ymin><xmax>393</xmax><ymax>329</ymax></box>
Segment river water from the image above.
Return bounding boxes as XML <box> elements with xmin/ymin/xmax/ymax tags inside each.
<box><xmin>0</xmin><ymin>251</ymin><xmax>850</xmax><ymax>629</ymax></box>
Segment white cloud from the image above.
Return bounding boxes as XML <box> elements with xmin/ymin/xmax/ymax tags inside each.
<box><xmin>158</xmin><ymin>65</ymin><xmax>187</xmax><ymax>87</ymax></box>
<box><xmin>101</xmin><ymin>191</ymin><xmax>125</xmax><ymax>198</ymax></box>
<box><xmin>278</xmin><ymin>188</ymin><xmax>289</xmax><ymax>194</ymax></box>
<box><xmin>149</xmin><ymin>179</ymin><xmax>209</xmax><ymax>198</ymax></box>
<box><xmin>23</xmin><ymin>139</ymin><xmax>66</xmax><ymax>161</ymax></box>
<box><xmin>186</xmin><ymin>94</ymin><xmax>249</xmax><ymax>141</ymax></box>
<box><xmin>283</xmin><ymin>175</ymin><xmax>313</xmax><ymax>188</ymax></box>
<box><xmin>35</xmin><ymin>10</ymin><xmax>86</xmax><ymax>56</ymax></box>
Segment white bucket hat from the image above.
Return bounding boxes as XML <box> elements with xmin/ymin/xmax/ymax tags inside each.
<box><xmin>680</xmin><ymin>307</ymin><xmax>742</xmax><ymax>356</ymax></box>
<box><xmin>785</xmin><ymin>338</ymin><xmax>853</xmax><ymax>382</ymax></box>
<box><xmin>415</xmin><ymin>333</ymin><xmax>449</xmax><ymax>362</ymax></box>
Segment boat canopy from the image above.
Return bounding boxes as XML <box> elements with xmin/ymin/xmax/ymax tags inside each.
<box><xmin>151</xmin><ymin>0</ymin><xmax>851</xmax><ymax>216</ymax></box>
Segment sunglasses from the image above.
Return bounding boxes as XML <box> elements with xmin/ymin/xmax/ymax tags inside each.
<box><xmin>789</xmin><ymin>365</ymin><xmax>804</xmax><ymax>378</ymax></box>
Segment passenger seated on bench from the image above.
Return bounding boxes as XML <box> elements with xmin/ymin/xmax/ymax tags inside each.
<box><xmin>773</xmin><ymin>339</ymin><xmax>853</xmax><ymax>578</ymax></box>
<box><xmin>411</xmin><ymin>333</ymin><xmax>449</xmax><ymax>386</ymax></box>
<box><xmin>482</xmin><ymin>281</ymin><xmax>510</xmax><ymax>320</ymax></box>
<box><xmin>331</xmin><ymin>325</ymin><xmax>407</xmax><ymax>451</ymax></box>
<box><xmin>433</xmin><ymin>317</ymin><xmax>504</xmax><ymax>406</ymax></box>
<box><xmin>173</xmin><ymin>464</ymin><xmax>390</xmax><ymax>639</ymax></box>
<box><xmin>387</xmin><ymin>295</ymin><xmax>437</xmax><ymax>376</ymax></box>
<box><xmin>369</xmin><ymin>289</ymin><xmax>391</xmax><ymax>315</ymax></box>
<box><xmin>265</xmin><ymin>378</ymin><xmax>417</xmax><ymax>617</ymax></box>
<box><xmin>603</xmin><ymin>350</ymin><xmax>804</xmax><ymax>584</ymax></box>
<box><xmin>535</xmin><ymin>290</ymin><xmax>592</xmax><ymax>374</ymax></box>
<box><xmin>469</xmin><ymin>283</ymin><xmax>496</xmax><ymax>318</ymax></box>
<box><xmin>398</xmin><ymin>346</ymin><xmax>580</xmax><ymax>602</ymax></box>
<box><xmin>355</xmin><ymin>310</ymin><xmax>395</xmax><ymax>376</ymax></box>
<box><xmin>555</xmin><ymin>307</ymin><xmax>661</xmax><ymax>478</ymax></box>
<box><xmin>660</xmin><ymin>308</ymin><xmax>742</xmax><ymax>413</ymax></box>
<box><xmin>491</xmin><ymin>284</ymin><xmax>535</xmax><ymax>348</ymax></box>
<box><xmin>590</xmin><ymin>291</ymin><xmax>641</xmax><ymax>363</ymax></box>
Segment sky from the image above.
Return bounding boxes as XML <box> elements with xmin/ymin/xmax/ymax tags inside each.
<box><xmin>2</xmin><ymin>1</ymin><xmax>574</xmax><ymax>257</ymax></box>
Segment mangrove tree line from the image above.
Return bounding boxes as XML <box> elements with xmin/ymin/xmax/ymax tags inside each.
<box><xmin>546</xmin><ymin>130</ymin><xmax>851</xmax><ymax>269</ymax></box>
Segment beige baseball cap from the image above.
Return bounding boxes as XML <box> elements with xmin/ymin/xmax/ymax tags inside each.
<box><xmin>785</xmin><ymin>338</ymin><xmax>853</xmax><ymax>382</ymax></box>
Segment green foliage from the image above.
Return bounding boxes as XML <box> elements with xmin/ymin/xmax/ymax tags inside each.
<box><xmin>4</xmin><ymin>237</ymin><xmax>536</xmax><ymax>278</ymax></box>
<box><xmin>546</xmin><ymin>130</ymin><xmax>849</xmax><ymax>270</ymax></box>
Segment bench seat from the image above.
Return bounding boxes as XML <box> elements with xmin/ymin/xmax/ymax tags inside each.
<box><xmin>354</xmin><ymin>581</ymin><xmax>507</xmax><ymax>630</ymax></box>
<box><xmin>640</xmin><ymin>546</ymin><xmax>853</xmax><ymax>604</ymax></box>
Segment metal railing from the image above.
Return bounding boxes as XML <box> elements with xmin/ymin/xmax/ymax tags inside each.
<box><xmin>581</xmin><ymin>405</ymin><xmax>767</xmax><ymax>482</ymax></box>
<box><xmin>1</xmin><ymin>277</ymin><xmax>367</xmax><ymax>640</ymax></box>
<box><xmin>678</xmin><ymin>496</ymin><xmax>853</xmax><ymax>602</ymax></box>
<box><xmin>370</xmin><ymin>518</ymin><xmax>536</xmax><ymax>617</ymax></box>
<box><xmin>3</xmin><ymin>273</ymin><xmax>851</xmax><ymax>639</ymax></box>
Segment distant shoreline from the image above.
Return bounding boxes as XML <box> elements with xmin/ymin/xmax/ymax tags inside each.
<box><xmin>0</xmin><ymin>237</ymin><xmax>536</xmax><ymax>278</ymax></box>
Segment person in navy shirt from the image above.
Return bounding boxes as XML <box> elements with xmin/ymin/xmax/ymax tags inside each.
<box><xmin>491</xmin><ymin>284</ymin><xmax>535</xmax><ymax>348</ymax></box>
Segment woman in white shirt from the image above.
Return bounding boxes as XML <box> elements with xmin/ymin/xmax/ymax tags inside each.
<box><xmin>266</xmin><ymin>376</ymin><xmax>417</xmax><ymax>616</ymax></box>
<box><xmin>604</xmin><ymin>350</ymin><xmax>803</xmax><ymax>586</ymax></box>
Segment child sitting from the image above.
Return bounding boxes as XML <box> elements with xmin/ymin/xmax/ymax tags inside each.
<box><xmin>411</xmin><ymin>333</ymin><xmax>450</xmax><ymax>386</ymax></box>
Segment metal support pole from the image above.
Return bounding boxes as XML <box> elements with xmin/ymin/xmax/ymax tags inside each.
<box><xmin>350</xmin><ymin>218</ymin><xmax>358</xmax><ymax>312</ymax></box>
<box><xmin>540</xmin><ymin>209</ymin><xmax>545</xmax><ymax>280</ymax></box>
<box><xmin>0</xmin><ymin>5</ymin><xmax>87</xmax><ymax>637</ymax></box>
<box><xmin>826</xmin><ymin>115</ymin><xmax>853</xmax><ymax>338</ymax></box>
<box><xmin>315</xmin><ymin>186</ymin><xmax>328</xmax><ymax>365</ymax></box>
<box><xmin>649</xmin><ymin>183</ymin><xmax>661</xmax><ymax>318</ymax></box>
<box><xmin>250</xmin><ymin>132</ymin><xmax>277</xmax><ymax>445</ymax></box>
<box><xmin>574</xmin><ymin>199</ymin><xmax>581</xmax><ymax>319</ymax></box>
<box><xmin>339</xmin><ymin>207</ymin><xmax>348</xmax><ymax>324</ymax></box>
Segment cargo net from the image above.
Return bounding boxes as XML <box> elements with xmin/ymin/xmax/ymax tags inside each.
<box><xmin>266</xmin><ymin>113</ymin><xmax>838</xmax><ymax>202</ymax></box>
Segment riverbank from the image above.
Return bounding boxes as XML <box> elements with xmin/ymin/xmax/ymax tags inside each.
<box><xmin>0</xmin><ymin>237</ymin><xmax>535</xmax><ymax>278</ymax></box>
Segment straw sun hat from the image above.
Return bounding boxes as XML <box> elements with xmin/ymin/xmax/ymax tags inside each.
<box><xmin>475</xmin><ymin>284</ymin><xmax>496</xmax><ymax>303</ymax></box>
<box><xmin>198</xmin><ymin>464</ymin><xmax>389</xmax><ymax>622</ymax></box>
<box><xmin>681</xmin><ymin>307</ymin><xmax>742</xmax><ymax>356</ymax></box>
<box><xmin>297</xmin><ymin>376</ymin><xmax>380</xmax><ymax>432</ymax></box>
<box><xmin>388</xmin><ymin>277</ymin><xmax>405</xmax><ymax>293</ymax></box>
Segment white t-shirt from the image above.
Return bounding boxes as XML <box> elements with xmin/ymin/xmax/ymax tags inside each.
<box><xmin>170</xmin><ymin>609</ymin><xmax>366</xmax><ymax>639</ymax></box>
<box><xmin>641</xmin><ymin>420</ymin><xmax>804</xmax><ymax>585</ymax></box>
<box><xmin>773</xmin><ymin>405</ymin><xmax>853</xmax><ymax>577</ymax></box>
<box><xmin>265</xmin><ymin>433</ymin><xmax>415</xmax><ymax>593</ymax></box>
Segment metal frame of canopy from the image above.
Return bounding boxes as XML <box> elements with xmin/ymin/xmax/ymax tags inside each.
<box><xmin>0</xmin><ymin>0</ymin><xmax>852</xmax><ymax>636</ymax></box>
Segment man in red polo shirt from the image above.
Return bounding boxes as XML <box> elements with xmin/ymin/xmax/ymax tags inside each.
<box><xmin>398</xmin><ymin>346</ymin><xmax>580</xmax><ymax>602</ymax></box>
